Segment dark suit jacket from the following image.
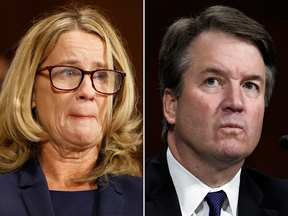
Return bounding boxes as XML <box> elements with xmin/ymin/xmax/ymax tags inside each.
<box><xmin>146</xmin><ymin>147</ymin><xmax>288</xmax><ymax>216</ymax></box>
<box><xmin>0</xmin><ymin>160</ymin><xmax>142</xmax><ymax>216</ymax></box>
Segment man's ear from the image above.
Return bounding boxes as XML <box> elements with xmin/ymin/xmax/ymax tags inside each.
<box><xmin>163</xmin><ymin>88</ymin><xmax>177</xmax><ymax>125</ymax></box>
<box><xmin>31</xmin><ymin>91</ymin><xmax>36</xmax><ymax>109</ymax></box>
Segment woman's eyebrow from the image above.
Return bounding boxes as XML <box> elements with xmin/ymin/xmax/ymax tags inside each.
<box><xmin>54</xmin><ymin>60</ymin><xmax>107</xmax><ymax>68</ymax></box>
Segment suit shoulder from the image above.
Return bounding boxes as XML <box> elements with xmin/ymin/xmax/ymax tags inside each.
<box><xmin>146</xmin><ymin>157</ymin><xmax>154</xmax><ymax>166</ymax></box>
<box><xmin>244</xmin><ymin>165</ymin><xmax>288</xmax><ymax>182</ymax></box>
<box><xmin>243</xmin><ymin>165</ymin><xmax>288</xmax><ymax>191</ymax></box>
<box><xmin>108</xmin><ymin>175</ymin><xmax>143</xmax><ymax>215</ymax></box>
<box><xmin>108</xmin><ymin>174</ymin><xmax>143</xmax><ymax>199</ymax></box>
<box><xmin>0</xmin><ymin>171</ymin><xmax>20</xmax><ymax>189</ymax></box>
<box><xmin>109</xmin><ymin>175</ymin><xmax>142</xmax><ymax>190</ymax></box>
<box><xmin>146</xmin><ymin>147</ymin><xmax>168</xmax><ymax>176</ymax></box>
<box><xmin>0</xmin><ymin>172</ymin><xmax>25</xmax><ymax>212</ymax></box>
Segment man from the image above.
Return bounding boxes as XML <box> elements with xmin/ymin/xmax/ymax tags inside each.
<box><xmin>146</xmin><ymin>5</ymin><xmax>288</xmax><ymax>216</ymax></box>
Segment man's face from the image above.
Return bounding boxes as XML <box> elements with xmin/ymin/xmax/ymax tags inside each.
<box><xmin>164</xmin><ymin>31</ymin><xmax>266</xmax><ymax>166</ymax></box>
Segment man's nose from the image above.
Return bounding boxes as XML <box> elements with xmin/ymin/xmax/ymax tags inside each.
<box><xmin>221</xmin><ymin>83</ymin><xmax>244</xmax><ymax>113</ymax></box>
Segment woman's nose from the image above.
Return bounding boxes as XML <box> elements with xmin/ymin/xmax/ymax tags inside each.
<box><xmin>76</xmin><ymin>74</ymin><xmax>96</xmax><ymax>101</ymax></box>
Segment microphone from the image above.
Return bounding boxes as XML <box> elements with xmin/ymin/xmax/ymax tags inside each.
<box><xmin>279</xmin><ymin>135</ymin><xmax>288</xmax><ymax>151</ymax></box>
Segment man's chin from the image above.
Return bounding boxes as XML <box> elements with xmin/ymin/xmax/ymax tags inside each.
<box><xmin>214</xmin><ymin>149</ymin><xmax>251</xmax><ymax>167</ymax></box>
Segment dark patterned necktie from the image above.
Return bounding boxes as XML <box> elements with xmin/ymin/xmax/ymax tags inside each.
<box><xmin>205</xmin><ymin>190</ymin><xmax>226</xmax><ymax>216</ymax></box>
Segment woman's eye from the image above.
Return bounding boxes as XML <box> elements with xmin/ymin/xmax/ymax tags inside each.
<box><xmin>65</xmin><ymin>70</ymin><xmax>74</xmax><ymax>77</ymax></box>
<box><xmin>94</xmin><ymin>72</ymin><xmax>108</xmax><ymax>80</ymax></box>
<box><xmin>205</xmin><ymin>78</ymin><xmax>219</xmax><ymax>86</ymax></box>
<box><xmin>57</xmin><ymin>69</ymin><xmax>75</xmax><ymax>77</ymax></box>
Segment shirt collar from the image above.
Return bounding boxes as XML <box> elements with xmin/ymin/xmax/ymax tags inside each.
<box><xmin>167</xmin><ymin>147</ymin><xmax>240</xmax><ymax>216</ymax></box>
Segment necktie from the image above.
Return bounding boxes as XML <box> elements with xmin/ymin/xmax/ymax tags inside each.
<box><xmin>205</xmin><ymin>190</ymin><xmax>226</xmax><ymax>216</ymax></box>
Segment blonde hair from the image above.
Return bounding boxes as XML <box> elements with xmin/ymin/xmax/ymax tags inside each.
<box><xmin>0</xmin><ymin>4</ymin><xmax>142</xmax><ymax>180</ymax></box>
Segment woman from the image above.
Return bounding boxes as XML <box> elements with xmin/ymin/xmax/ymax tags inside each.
<box><xmin>0</xmin><ymin>4</ymin><xmax>142</xmax><ymax>216</ymax></box>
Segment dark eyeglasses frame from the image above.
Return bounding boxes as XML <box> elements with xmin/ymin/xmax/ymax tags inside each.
<box><xmin>37</xmin><ymin>65</ymin><xmax>126</xmax><ymax>95</ymax></box>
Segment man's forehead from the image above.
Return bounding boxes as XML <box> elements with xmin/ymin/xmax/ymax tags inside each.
<box><xmin>190</xmin><ymin>30</ymin><xmax>260</xmax><ymax>54</ymax></box>
<box><xmin>184</xmin><ymin>31</ymin><xmax>266</xmax><ymax>81</ymax></box>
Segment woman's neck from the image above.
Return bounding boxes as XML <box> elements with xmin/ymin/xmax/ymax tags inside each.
<box><xmin>39</xmin><ymin>141</ymin><xmax>100</xmax><ymax>191</ymax></box>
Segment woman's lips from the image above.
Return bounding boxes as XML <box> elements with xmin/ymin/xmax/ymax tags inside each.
<box><xmin>70</xmin><ymin>115</ymin><xmax>95</xmax><ymax>121</ymax></box>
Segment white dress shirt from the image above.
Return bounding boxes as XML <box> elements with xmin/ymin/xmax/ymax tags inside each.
<box><xmin>167</xmin><ymin>147</ymin><xmax>241</xmax><ymax>216</ymax></box>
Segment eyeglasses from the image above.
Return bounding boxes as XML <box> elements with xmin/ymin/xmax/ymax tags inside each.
<box><xmin>37</xmin><ymin>65</ymin><xmax>126</xmax><ymax>95</ymax></box>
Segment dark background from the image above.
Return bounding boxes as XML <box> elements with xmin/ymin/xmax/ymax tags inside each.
<box><xmin>145</xmin><ymin>0</ymin><xmax>288</xmax><ymax>179</ymax></box>
<box><xmin>0</xmin><ymin>0</ymin><xmax>143</xmax><ymax>112</ymax></box>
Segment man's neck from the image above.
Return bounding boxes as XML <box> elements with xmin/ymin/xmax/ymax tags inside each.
<box><xmin>168</xmin><ymin>136</ymin><xmax>244</xmax><ymax>188</ymax></box>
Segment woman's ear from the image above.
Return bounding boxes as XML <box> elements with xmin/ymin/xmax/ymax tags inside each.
<box><xmin>31</xmin><ymin>91</ymin><xmax>36</xmax><ymax>109</ymax></box>
<box><xmin>163</xmin><ymin>88</ymin><xmax>177</xmax><ymax>125</ymax></box>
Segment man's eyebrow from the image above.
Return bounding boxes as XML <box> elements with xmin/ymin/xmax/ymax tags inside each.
<box><xmin>244</xmin><ymin>75</ymin><xmax>265</xmax><ymax>83</ymax></box>
<box><xmin>200</xmin><ymin>67</ymin><xmax>225</xmax><ymax>74</ymax></box>
<box><xmin>200</xmin><ymin>67</ymin><xmax>265</xmax><ymax>82</ymax></box>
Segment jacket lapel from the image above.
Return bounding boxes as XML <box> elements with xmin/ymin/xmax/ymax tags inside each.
<box><xmin>145</xmin><ymin>146</ymin><xmax>182</xmax><ymax>216</ymax></box>
<box><xmin>18</xmin><ymin>160</ymin><xmax>55</xmax><ymax>216</ymax></box>
<box><xmin>238</xmin><ymin>166</ymin><xmax>279</xmax><ymax>216</ymax></box>
<box><xmin>146</xmin><ymin>148</ymin><xmax>280</xmax><ymax>216</ymax></box>
<box><xmin>97</xmin><ymin>178</ymin><xmax>125</xmax><ymax>216</ymax></box>
<box><xmin>18</xmin><ymin>161</ymin><xmax>128</xmax><ymax>216</ymax></box>
<box><xmin>145</xmin><ymin>184</ymin><xmax>182</xmax><ymax>216</ymax></box>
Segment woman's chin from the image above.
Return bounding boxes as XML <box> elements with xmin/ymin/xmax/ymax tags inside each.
<box><xmin>60</xmin><ymin>129</ymin><xmax>103</xmax><ymax>148</ymax></box>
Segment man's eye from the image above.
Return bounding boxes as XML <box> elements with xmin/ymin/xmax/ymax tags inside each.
<box><xmin>205</xmin><ymin>78</ymin><xmax>219</xmax><ymax>86</ymax></box>
<box><xmin>244</xmin><ymin>82</ymin><xmax>257</xmax><ymax>90</ymax></box>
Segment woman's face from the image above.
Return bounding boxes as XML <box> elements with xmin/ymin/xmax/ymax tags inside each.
<box><xmin>32</xmin><ymin>30</ymin><xmax>108</xmax><ymax>150</ymax></box>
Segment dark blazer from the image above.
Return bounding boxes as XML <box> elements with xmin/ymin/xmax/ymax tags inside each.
<box><xmin>146</xmin><ymin>147</ymin><xmax>288</xmax><ymax>216</ymax></box>
<box><xmin>0</xmin><ymin>160</ymin><xmax>142</xmax><ymax>216</ymax></box>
